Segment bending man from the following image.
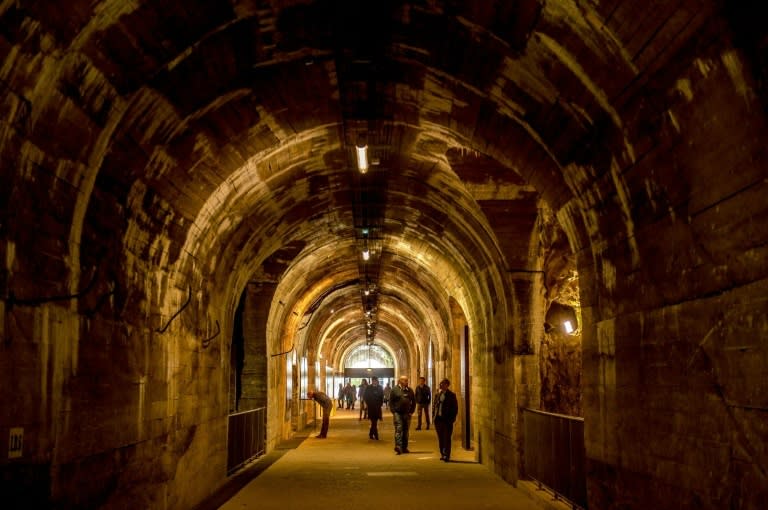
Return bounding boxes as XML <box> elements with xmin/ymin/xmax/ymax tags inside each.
<box><xmin>307</xmin><ymin>389</ymin><xmax>333</xmax><ymax>438</ymax></box>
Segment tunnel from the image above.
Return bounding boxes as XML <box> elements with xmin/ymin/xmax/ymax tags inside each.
<box><xmin>1</xmin><ymin>1</ymin><xmax>766</xmax><ymax>509</ymax></box>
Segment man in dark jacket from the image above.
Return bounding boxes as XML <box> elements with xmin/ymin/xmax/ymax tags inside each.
<box><xmin>363</xmin><ymin>376</ymin><xmax>384</xmax><ymax>440</ymax></box>
<box><xmin>432</xmin><ymin>378</ymin><xmax>459</xmax><ymax>461</ymax></box>
<box><xmin>414</xmin><ymin>376</ymin><xmax>431</xmax><ymax>430</ymax></box>
<box><xmin>388</xmin><ymin>375</ymin><xmax>416</xmax><ymax>454</ymax></box>
<box><xmin>307</xmin><ymin>389</ymin><xmax>333</xmax><ymax>438</ymax></box>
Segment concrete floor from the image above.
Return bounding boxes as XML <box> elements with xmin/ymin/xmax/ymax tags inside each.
<box><xmin>207</xmin><ymin>408</ymin><xmax>572</xmax><ymax>510</ymax></box>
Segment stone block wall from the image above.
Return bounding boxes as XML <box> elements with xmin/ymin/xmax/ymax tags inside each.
<box><xmin>580</xmin><ymin>22</ymin><xmax>768</xmax><ymax>509</ymax></box>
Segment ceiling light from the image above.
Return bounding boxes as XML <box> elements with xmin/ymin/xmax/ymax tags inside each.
<box><xmin>356</xmin><ymin>143</ymin><xmax>368</xmax><ymax>173</ymax></box>
<box><xmin>564</xmin><ymin>320</ymin><xmax>574</xmax><ymax>334</ymax></box>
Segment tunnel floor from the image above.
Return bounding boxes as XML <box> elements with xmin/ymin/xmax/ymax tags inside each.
<box><xmin>206</xmin><ymin>408</ymin><xmax>568</xmax><ymax>510</ymax></box>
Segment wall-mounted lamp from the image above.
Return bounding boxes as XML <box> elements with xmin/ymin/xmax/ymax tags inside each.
<box><xmin>546</xmin><ymin>302</ymin><xmax>578</xmax><ymax>336</ymax></box>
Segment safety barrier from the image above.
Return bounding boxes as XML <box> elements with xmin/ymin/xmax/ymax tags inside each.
<box><xmin>522</xmin><ymin>408</ymin><xmax>587</xmax><ymax>509</ymax></box>
<box><xmin>227</xmin><ymin>407</ymin><xmax>267</xmax><ymax>474</ymax></box>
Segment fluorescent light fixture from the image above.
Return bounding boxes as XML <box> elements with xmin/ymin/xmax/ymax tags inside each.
<box><xmin>356</xmin><ymin>144</ymin><xmax>368</xmax><ymax>173</ymax></box>
<box><xmin>564</xmin><ymin>320</ymin><xmax>574</xmax><ymax>333</ymax></box>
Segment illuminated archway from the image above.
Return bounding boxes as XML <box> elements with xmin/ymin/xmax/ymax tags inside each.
<box><xmin>345</xmin><ymin>344</ymin><xmax>395</xmax><ymax>369</ymax></box>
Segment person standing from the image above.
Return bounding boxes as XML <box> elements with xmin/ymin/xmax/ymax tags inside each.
<box><xmin>363</xmin><ymin>376</ymin><xmax>384</xmax><ymax>440</ymax></box>
<box><xmin>383</xmin><ymin>383</ymin><xmax>391</xmax><ymax>407</ymax></box>
<box><xmin>307</xmin><ymin>389</ymin><xmax>334</xmax><ymax>438</ymax></box>
<box><xmin>432</xmin><ymin>378</ymin><xmax>459</xmax><ymax>461</ymax></box>
<box><xmin>344</xmin><ymin>382</ymin><xmax>354</xmax><ymax>409</ymax></box>
<box><xmin>389</xmin><ymin>375</ymin><xmax>416</xmax><ymax>454</ymax></box>
<box><xmin>414</xmin><ymin>376</ymin><xmax>431</xmax><ymax>430</ymax></box>
<box><xmin>337</xmin><ymin>383</ymin><xmax>344</xmax><ymax>408</ymax></box>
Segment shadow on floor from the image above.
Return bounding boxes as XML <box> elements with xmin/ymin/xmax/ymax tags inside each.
<box><xmin>192</xmin><ymin>432</ymin><xmax>311</xmax><ymax>510</ymax></box>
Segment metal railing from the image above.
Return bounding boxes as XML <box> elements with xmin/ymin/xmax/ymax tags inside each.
<box><xmin>522</xmin><ymin>408</ymin><xmax>587</xmax><ymax>509</ymax></box>
<box><xmin>227</xmin><ymin>407</ymin><xmax>266</xmax><ymax>474</ymax></box>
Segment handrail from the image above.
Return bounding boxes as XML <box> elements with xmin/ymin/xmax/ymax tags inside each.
<box><xmin>524</xmin><ymin>408</ymin><xmax>585</xmax><ymax>421</ymax></box>
<box><xmin>228</xmin><ymin>406</ymin><xmax>266</xmax><ymax>417</ymax></box>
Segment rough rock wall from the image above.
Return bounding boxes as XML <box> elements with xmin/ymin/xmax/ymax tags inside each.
<box><xmin>540</xmin><ymin>327</ymin><xmax>582</xmax><ymax>417</ymax></box>
<box><xmin>538</xmin><ymin>207</ymin><xmax>582</xmax><ymax>417</ymax></box>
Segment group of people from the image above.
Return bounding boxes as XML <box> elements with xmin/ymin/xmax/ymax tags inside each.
<box><xmin>336</xmin><ymin>380</ymin><xmax>392</xmax><ymax>414</ymax></box>
<box><xmin>308</xmin><ymin>374</ymin><xmax>458</xmax><ymax>461</ymax></box>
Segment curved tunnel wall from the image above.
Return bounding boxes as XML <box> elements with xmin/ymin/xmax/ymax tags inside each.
<box><xmin>1</xmin><ymin>2</ymin><xmax>767</xmax><ymax>509</ymax></box>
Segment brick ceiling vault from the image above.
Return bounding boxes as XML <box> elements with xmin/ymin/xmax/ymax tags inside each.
<box><xmin>0</xmin><ymin>0</ymin><xmax>738</xmax><ymax>368</ymax></box>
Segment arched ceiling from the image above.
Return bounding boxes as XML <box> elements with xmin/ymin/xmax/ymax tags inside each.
<box><xmin>0</xmin><ymin>0</ymin><xmax>718</xmax><ymax>367</ymax></box>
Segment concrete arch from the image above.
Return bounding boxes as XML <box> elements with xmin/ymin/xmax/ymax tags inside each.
<box><xmin>1</xmin><ymin>2</ymin><xmax>766</xmax><ymax>509</ymax></box>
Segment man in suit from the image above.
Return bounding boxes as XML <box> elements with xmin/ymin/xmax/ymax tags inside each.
<box><xmin>363</xmin><ymin>376</ymin><xmax>385</xmax><ymax>439</ymax></box>
<box><xmin>432</xmin><ymin>378</ymin><xmax>459</xmax><ymax>461</ymax></box>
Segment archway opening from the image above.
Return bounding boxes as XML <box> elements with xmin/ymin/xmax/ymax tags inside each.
<box><xmin>342</xmin><ymin>343</ymin><xmax>396</xmax><ymax>387</ymax></box>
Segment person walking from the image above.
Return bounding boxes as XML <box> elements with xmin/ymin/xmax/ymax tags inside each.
<box><xmin>344</xmin><ymin>382</ymin><xmax>354</xmax><ymax>409</ymax></box>
<box><xmin>432</xmin><ymin>378</ymin><xmax>459</xmax><ymax>461</ymax></box>
<box><xmin>337</xmin><ymin>383</ymin><xmax>344</xmax><ymax>408</ymax></box>
<box><xmin>414</xmin><ymin>376</ymin><xmax>431</xmax><ymax>430</ymax></box>
<box><xmin>383</xmin><ymin>383</ymin><xmax>391</xmax><ymax>407</ymax></box>
<box><xmin>358</xmin><ymin>378</ymin><xmax>369</xmax><ymax>420</ymax></box>
<box><xmin>363</xmin><ymin>376</ymin><xmax>384</xmax><ymax>440</ymax></box>
<box><xmin>389</xmin><ymin>375</ymin><xmax>416</xmax><ymax>454</ymax></box>
<box><xmin>307</xmin><ymin>389</ymin><xmax>334</xmax><ymax>438</ymax></box>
